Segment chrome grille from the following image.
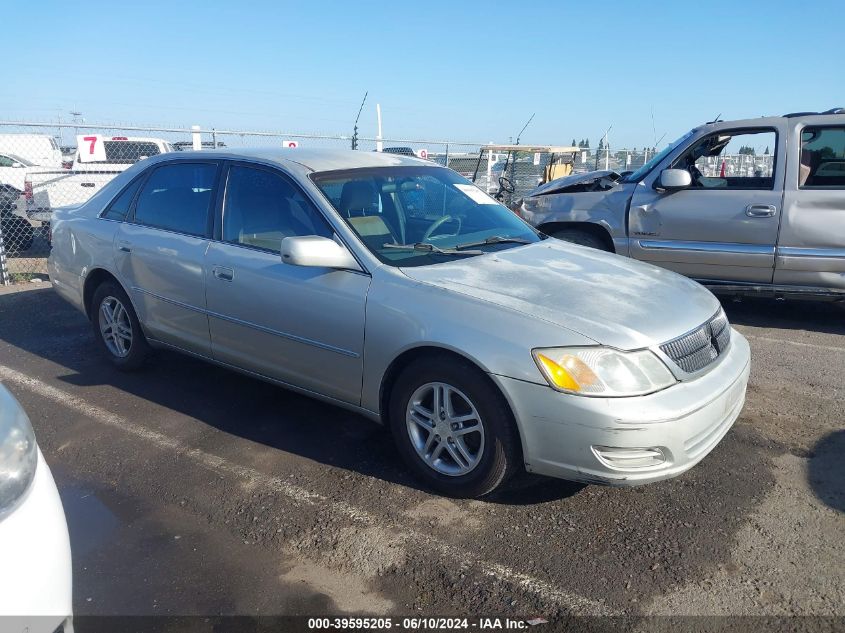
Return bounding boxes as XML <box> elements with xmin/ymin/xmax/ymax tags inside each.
<box><xmin>660</xmin><ymin>310</ymin><xmax>731</xmax><ymax>374</ymax></box>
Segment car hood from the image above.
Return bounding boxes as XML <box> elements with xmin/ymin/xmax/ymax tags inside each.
<box><xmin>399</xmin><ymin>240</ymin><xmax>720</xmax><ymax>349</ymax></box>
<box><xmin>527</xmin><ymin>170</ymin><xmax>621</xmax><ymax>197</ymax></box>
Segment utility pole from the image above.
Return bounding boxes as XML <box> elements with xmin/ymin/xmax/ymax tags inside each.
<box><xmin>351</xmin><ymin>91</ymin><xmax>367</xmax><ymax>150</ymax></box>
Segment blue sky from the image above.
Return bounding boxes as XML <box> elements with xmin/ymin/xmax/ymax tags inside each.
<box><xmin>4</xmin><ymin>0</ymin><xmax>844</xmax><ymax>148</ymax></box>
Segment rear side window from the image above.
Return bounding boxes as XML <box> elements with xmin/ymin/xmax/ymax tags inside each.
<box><xmin>102</xmin><ymin>178</ymin><xmax>143</xmax><ymax>221</ymax></box>
<box><xmin>800</xmin><ymin>127</ymin><xmax>845</xmax><ymax>188</ymax></box>
<box><xmin>134</xmin><ymin>163</ymin><xmax>217</xmax><ymax>236</ymax></box>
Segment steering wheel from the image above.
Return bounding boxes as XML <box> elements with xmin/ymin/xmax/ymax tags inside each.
<box><xmin>423</xmin><ymin>215</ymin><xmax>462</xmax><ymax>241</ymax></box>
<box><xmin>495</xmin><ymin>176</ymin><xmax>515</xmax><ymax>200</ymax></box>
<box><xmin>689</xmin><ymin>164</ymin><xmax>704</xmax><ymax>186</ymax></box>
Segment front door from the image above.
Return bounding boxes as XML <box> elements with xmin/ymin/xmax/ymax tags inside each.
<box><xmin>205</xmin><ymin>162</ymin><xmax>370</xmax><ymax>405</ymax></box>
<box><xmin>628</xmin><ymin>127</ymin><xmax>783</xmax><ymax>283</ymax></box>
<box><xmin>113</xmin><ymin>161</ymin><xmax>219</xmax><ymax>356</ymax></box>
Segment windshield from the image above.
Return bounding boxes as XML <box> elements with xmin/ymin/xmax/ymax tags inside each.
<box><xmin>311</xmin><ymin>166</ymin><xmax>541</xmax><ymax>267</ymax></box>
<box><xmin>622</xmin><ymin>130</ymin><xmax>695</xmax><ymax>182</ymax></box>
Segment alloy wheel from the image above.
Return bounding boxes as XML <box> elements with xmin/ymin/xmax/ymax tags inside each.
<box><xmin>405</xmin><ymin>382</ymin><xmax>485</xmax><ymax>476</ymax></box>
<box><xmin>98</xmin><ymin>295</ymin><xmax>133</xmax><ymax>358</ymax></box>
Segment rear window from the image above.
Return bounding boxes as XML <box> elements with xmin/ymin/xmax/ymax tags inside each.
<box><xmin>133</xmin><ymin>162</ymin><xmax>217</xmax><ymax>236</ymax></box>
<box><xmin>86</xmin><ymin>141</ymin><xmax>162</xmax><ymax>164</ymax></box>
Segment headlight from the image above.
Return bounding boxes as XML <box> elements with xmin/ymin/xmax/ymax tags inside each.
<box><xmin>0</xmin><ymin>385</ymin><xmax>38</xmax><ymax>515</ymax></box>
<box><xmin>532</xmin><ymin>347</ymin><xmax>676</xmax><ymax>397</ymax></box>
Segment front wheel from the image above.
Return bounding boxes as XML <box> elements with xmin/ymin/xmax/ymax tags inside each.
<box><xmin>91</xmin><ymin>281</ymin><xmax>151</xmax><ymax>371</ymax></box>
<box><xmin>389</xmin><ymin>356</ymin><xmax>521</xmax><ymax>498</ymax></box>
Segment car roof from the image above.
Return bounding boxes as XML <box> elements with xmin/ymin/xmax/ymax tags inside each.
<box><xmin>151</xmin><ymin>147</ymin><xmax>432</xmax><ymax>174</ymax></box>
<box><xmin>698</xmin><ymin>111</ymin><xmax>845</xmax><ymax>134</ymax></box>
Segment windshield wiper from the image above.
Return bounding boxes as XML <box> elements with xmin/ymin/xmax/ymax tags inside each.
<box><xmin>382</xmin><ymin>242</ymin><xmax>483</xmax><ymax>255</ymax></box>
<box><xmin>455</xmin><ymin>235</ymin><xmax>532</xmax><ymax>250</ymax></box>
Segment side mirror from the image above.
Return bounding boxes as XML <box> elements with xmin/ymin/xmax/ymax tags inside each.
<box><xmin>655</xmin><ymin>169</ymin><xmax>692</xmax><ymax>192</ymax></box>
<box><xmin>11</xmin><ymin>162</ymin><xmax>24</xmax><ymax>169</ymax></box>
<box><xmin>280</xmin><ymin>235</ymin><xmax>361</xmax><ymax>271</ymax></box>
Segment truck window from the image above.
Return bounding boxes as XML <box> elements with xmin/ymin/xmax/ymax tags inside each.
<box><xmin>102</xmin><ymin>141</ymin><xmax>162</xmax><ymax>164</ymax></box>
<box><xmin>800</xmin><ymin>127</ymin><xmax>845</xmax><ymax>188</ymax></box>
<box><xmin>671</xmin><ymin>129</ymin><xmax>777</xmax><ymax>190</ymax></box>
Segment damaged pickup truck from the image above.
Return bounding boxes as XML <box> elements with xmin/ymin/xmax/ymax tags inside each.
<box><xmin>516</xmin><ymin>110</ymin><xmax>845</xmax><ymax>300</ymax></box>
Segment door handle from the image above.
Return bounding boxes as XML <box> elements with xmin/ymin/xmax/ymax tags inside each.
<box><xmin>212</xmin><ymin>265</ymin><xmax>234</xmax><ymax>281</ymax></box>
<box><xmin>745</xmin><ymin>204</ymin><xmax>777</xmax><ymax>218</ymax></box>
<box><xmin>117</xmin><ymin>240</ymin><xmax>132</xmax><ymax>253</ymax></box>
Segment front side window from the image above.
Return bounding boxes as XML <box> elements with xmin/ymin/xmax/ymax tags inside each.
<box><xmin>622</xmin><ymin>130</ymin><xmax>695</xmax><ymax>183</ymax></box>
<box><xmin>0</xmin><ymin>155</ymin><xmax>14</xmax><ymax>168</ymax></box>
<box><xmin>223</xmin><ymin>165</ymin><xmax>332</xmax><ymax>253</ymax></box>
<box><xmin>134</xmin><ymin>162</ymin><xmax>217</xmax><ymax>236</ymax></box>
<box><xmin>312</xmin><ymin>166</ymin><xmax>541</xmax><ymax>267</ymax></box>
<box><xmin>671</xmin><ymin>129</ymin><xmax>777</xmax><ymax>189</ymax></box>
<box><xmin>800</xmin><ymin>126</ymin><xmax>845</xmax><ymax>188</ymax></box>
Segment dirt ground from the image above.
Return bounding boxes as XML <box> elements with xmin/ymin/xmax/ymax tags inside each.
<box><xmin>0</xmin><ymin>284</ymin><xmax>842</xmax><ymax>625</ymax></box>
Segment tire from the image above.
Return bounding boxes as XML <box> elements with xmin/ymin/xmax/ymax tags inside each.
<box><xmin>91</xmin><ymin>281</ymin><xmax>151</xmax><ymax>371</ymax></box>
<box><xmin>551</xmin><ymin>228</ymin><xmax>610</xmax><ymax>251</ymax></box>
<box><xmin>389</xmin><ymin>355</ymin><xmax>521</xmax><ymax>498</ymax></box>
<box><xmin>1</xmin><ymin>218</ymin><xmax>34</xmax><ymax>253</ymax></box>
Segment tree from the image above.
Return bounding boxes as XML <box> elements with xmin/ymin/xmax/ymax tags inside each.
<box><xmin>764</xmin><ymin>146</ymin><xmax>770</xmax><ymax>155</ymax></box>
<box><xmin>585</xmin><ymin>138</ymin><xmax>590</xmax><ymax>149</ymax></box>
<box><xmin>597</xmin><ymin>138</ymin><xmax>604</xmax><ymax>150</ymax></box>
<box><xmin>572</xmin><ymin>138</ymin><xmax>577</xmax><ymax>147</ymax></box>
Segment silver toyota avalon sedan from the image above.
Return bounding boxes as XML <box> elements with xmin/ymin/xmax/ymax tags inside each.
<box><xmin>48</xmin><ymin>149</ymin><xmax>750</xmax><ymax>498</ymax></box>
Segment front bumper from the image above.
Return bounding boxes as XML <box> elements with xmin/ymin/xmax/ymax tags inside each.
<box><xmin>0</xmin><ymin>449</ymin><xmax>73</xmax><ymax>633</ymax></box>
<box><xmin>494</xmin><ymin>329</ymin><xmax>751</xmax><ymax>486</ymax></box>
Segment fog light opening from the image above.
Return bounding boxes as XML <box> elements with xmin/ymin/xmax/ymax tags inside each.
<box><xmin>592</xmin><ymin>445</ymin><xmax>666</xmax><ymax>470</ymax></box>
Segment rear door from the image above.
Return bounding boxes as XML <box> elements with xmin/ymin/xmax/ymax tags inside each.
<box><xmin>775</xmin><ymin>119</ymin><xmax>845</xmax><ymax>290</ymax></box>
<box><xmin>205</xmin><ymin>162</ymin><xmax>370</xmax><ymax>405</ymax></box>
<box><xmin>628</xmin><ymin>126</ymin><xmax>784</xmax><ymax>283</ymax></box>
<box><xmin>113</xmin><ymin>160</ymin><xmax>220</xmax><ymax>356</ymax></box>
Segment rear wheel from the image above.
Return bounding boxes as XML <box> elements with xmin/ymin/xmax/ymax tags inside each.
<box><xmin>389</xmin><ymin>356</ymin><xmax>521</xmax><ymax>498</ymax></box>
<box><xmin>551</xmin><ymin>228</ymin><xmax>610</xmax><ymax>251</ymax></box>
<box><xmin>91</xmin><ymin>281</ymin><xmax>151</xmax><ymax>371</ymax></box>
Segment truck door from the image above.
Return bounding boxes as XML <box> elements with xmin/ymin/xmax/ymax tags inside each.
<box><xmin>628</xmin><ymin>126</ymin><xmax>784</xmax><ymax>284</ymax></box>
<box><xmin>775</xmin><ymin>119</ymin><xmax>845</xmax><ymax>291</ymax></box>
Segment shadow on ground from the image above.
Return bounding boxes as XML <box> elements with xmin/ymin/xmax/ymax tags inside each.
<box><xmin>0</xmin><ymin>287</ymin><xmax>580</xmax><ymax>504</ymax></box>
<box><xmin>719</xmin><ymin>295</ymin><xmax>845</xmax><ymax>335</ymax></box>
<box><xmin>808</xmin><ymin>430</ymin><xmax>845</xmax><ymax>513</ymax></box>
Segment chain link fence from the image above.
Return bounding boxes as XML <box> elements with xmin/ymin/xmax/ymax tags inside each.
<box><xmin>0</xmin><ymin>120</ymin><xmax>715</xmax><ymax>283</ymax></box>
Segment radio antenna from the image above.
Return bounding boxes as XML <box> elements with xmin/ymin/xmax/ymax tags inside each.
<box><xmin>351</xmin><ymin>91</ymin><xmax>368</xmax><ymax>150</ymax></box>
<box><xmin>515</xmin><ymin>113</ymin><xmax>535</xmax><ymax>145</ymax></box>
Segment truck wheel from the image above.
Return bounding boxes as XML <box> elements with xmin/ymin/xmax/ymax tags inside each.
<box><xmin>91</xmin><ymin>281</ymin><xmax>151</xmax><ymax>371</ymax></box>
<box><xmin>389</xmin><ymin>355</ymin><xmax>521</xmax><ymax>498</ymax></box>
<box><xmin>551</xmin><ymin>229</ymin><xmax>610</xmax><ymax>251</ymax></box>
<box><xmin>1</xmin><ymin>218</ymin><xmax>34</xmax><ymax>252</ymax></box>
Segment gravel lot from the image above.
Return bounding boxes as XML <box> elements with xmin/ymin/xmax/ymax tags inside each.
<box><xmin>0</xmin><ymin>283</ymin><xmax>842</xmax><ymax>623</ymax></box>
